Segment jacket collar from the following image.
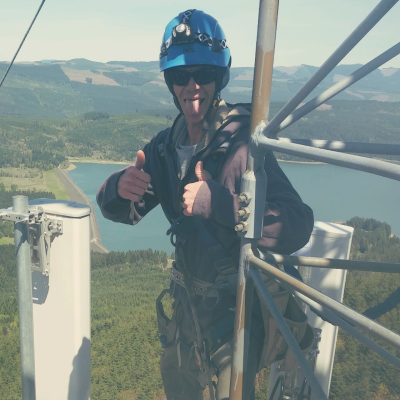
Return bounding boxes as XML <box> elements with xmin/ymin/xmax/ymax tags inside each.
<box><xmin>170</xmin><ymin>100</ymin><xmax>250</xmax><ymax>154</ymax></box>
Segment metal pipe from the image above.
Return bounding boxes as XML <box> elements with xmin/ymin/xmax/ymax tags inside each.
<box><xmin>230</xmin><ymin>1</ymin><xmax>279</xmax><ymax>398</ymax></box>
<box><xmin>263</xmin><ymin>0</ymin><xmax>399</xmax><ymax>136</ymax></box>
<box><xmin>249</xmin><ymin>0</ymin><xmax>279</xmax><ymax>135</ymax></box>
<box><xmin>273</xmin><ymin>42</ymin><xmax>400</xmax><ymax>134</ymax></box>
<box><xmin>250</xmin><ymin>269</ymin><xmax>328</xmax><ymax>400</ymax></box>
<box><xmin>13</xmin><ymin>195</ymin><xmax>36</xmax><ymax>400</ymax></box>
<box><xmin>249</xmin><ymin>255</ymin><xmax>400</xmax><ymax>352</ymax></box>
<box><xmin>276</xmin><ymin>139</ymin><xmax>400</xmax><ymax>156</ymax></box>
<box><xmin>276</xmin><ymin>278</ymin><xmax>400</xmax><ymax>370</ymax></box>
<box><xmin>230</xmin><ymin>243</ymin><xmax>253</xmax><ymax>400</ymax></box>
<box><xmin>253</xmin><ymin>135</ymin><xmax>400</xmax><ymax>182</ymax></box>
<box><xmin>262</xmin><ymin>253</ymin><xmax>400</xmax><ymax>274</ymax></box>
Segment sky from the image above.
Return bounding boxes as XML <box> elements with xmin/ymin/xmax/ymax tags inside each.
<box><xmin>0</xmin><ymin>0</ymin><xmax>399</xmax><ymax>68</ymax></box>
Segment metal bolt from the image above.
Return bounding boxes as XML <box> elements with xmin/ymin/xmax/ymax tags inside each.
<box><xmin>235</xmin><ymin>222</ymin><xmax>249</xmax><ymax>232</ymax></box>
<box><xmin>237</xmin><ymin>192</ymin><xmax>251</xmax><ymax>204</ymax></box>
<box><xmin>236</xmin><ymin>207</ymin><xmax>250</xmax><ymax>219</ymax></box>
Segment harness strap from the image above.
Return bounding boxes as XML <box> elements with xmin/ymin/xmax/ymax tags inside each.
<box><xmin>171</xmin><ymin>263</ymin><xmax>216</xmax><ymax>297</ymax></box>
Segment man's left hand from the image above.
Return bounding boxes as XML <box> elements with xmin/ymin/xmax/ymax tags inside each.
<box><xmin>182</xmin><ymin>161</ymin><xmax>209</xmax><ymax>216</ymax></box>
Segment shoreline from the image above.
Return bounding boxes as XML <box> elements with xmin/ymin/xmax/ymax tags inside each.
<box><xmin>68</xmin><ymin>156</ymin><xmax>400</xmax><ymax>166</ymax></box>
<box><xmin>276</xmin><ymin>159</ymin><xmax>325</xmax><ymax>165</ymax></box>
<box><xmin>68</xmin><ymin>158</ymin><xmax>128</xmax><ymax>166</ymax></box>
<box><xmin>69</xmin><ymin>157</ymin><xmax>326</xmax><ymax>166</ymax></box>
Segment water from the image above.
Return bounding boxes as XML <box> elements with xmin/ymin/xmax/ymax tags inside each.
<box><xmin>69</xmin><ymin>163</ymin><xmax>173</xmax><ymax>254</ymax></box>
<box><xmin>69</xmin><ymin>162</ymin><xmax>400</xmax><ymax>254</ymax></box>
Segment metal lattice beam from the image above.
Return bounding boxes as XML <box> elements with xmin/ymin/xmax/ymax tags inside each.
<box><xmin>261</xmin><ymin>253</ymin><xmax>400</xmax><ymax>274</ymax></box>
<box><xmin>272</xmin><ymin>42</ymin><xmax>400</xmax><ymax>134</ymax></box>
<box><xmin>253</xmin><ymin>135</ymin><xmax>400</xmax><ymax>181</ymax></box>
<box><xmin>250</xmin><ymin>268</ymin><xmax>328</xmax><ymax>400</ymax></box>
<box><xmin>249</xmin><ymin>255</ymin><xmax>400</xmax><ymax>352</ymax></box>
<box><xmin>263</xmin><ymin>0</ymin><xmax>399</xmax><ymax>137</ymax></box>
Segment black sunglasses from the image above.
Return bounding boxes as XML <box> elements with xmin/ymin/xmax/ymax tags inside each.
<box><xmin>169</xmin><ymin>67</ymin><xmax>217</xmax><ymax>86</ymax></box>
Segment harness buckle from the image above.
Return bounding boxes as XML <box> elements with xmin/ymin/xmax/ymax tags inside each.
<box><xmin>166</xmin><ymin>215</ymin><xmax>185</xmax><ymax>236</ymax></box>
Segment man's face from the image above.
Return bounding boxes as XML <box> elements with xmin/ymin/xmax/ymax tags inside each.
<box><xmin>172</xmin><ymin>66</ymin><xmax>216</xmax><ymax>125</ymax></box>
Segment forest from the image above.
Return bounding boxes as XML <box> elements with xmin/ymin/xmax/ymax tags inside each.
<box><xmin>0</xmin><ymin>111</ymin><xmax>174</xmax><ymax>169</ymax></box>
<box><xmin>0</xmin><ymin>217</ymin><xmax>399</xmax><ymax>399</ymax></box>
<box><xmin>0</xmin><ymin>101</ymin><xmax>399</xmax><ymax>169</ymax></box>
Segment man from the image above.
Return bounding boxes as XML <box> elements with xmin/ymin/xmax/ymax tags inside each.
<box><xmin>97</xmin><ymin>9</ymin><xmax>314</xmax><ymax>400</ymax></box>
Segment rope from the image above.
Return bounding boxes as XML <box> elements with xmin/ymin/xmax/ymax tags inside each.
<box><xmin>0</xmin><ymin>0</ymin><xmax>46</xmax><ymax>89</ymax></box>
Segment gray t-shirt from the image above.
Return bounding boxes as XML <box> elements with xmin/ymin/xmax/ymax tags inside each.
<box><xmin>176</xmin><ymin>142</ymin><xmax>197</xmax><ymax>180</ymax></box>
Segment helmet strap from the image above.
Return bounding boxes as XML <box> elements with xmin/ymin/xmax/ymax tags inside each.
<box><xmin>213</xmin><ymin>94</ymin><xmax>221</xmax><ymax>108</ymax></box>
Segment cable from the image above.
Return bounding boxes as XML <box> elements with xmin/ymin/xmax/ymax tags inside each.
<box><xmin>0</xmin><ymin>0</ymin><xmax>46</xmax><ymax>89</ymax></box>
<box><xmin>298</xmin><ymin>378</ymin><xmax>312</xmax><ymax>400</ymax></box>
<box><xmin>269</xmin><ymin>375</ymin><xmax>284</xmax><ymax>400</ymax></box>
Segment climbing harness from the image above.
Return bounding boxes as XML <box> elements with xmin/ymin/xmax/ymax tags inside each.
<box><xmin>155</xmin><ymin>110</ymin><xmax>316</xmax><ymax>397</ymax></box>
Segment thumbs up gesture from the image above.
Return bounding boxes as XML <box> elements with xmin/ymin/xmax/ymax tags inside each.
<box><xmin>117</xmin><ymin>150</ymin><xmax>151</xmax><ymax>202</ymax></box>
<box><xmin>182</xmin><ymin>161</ymin><xmax>209</xmax><ymax>216</ymax></box>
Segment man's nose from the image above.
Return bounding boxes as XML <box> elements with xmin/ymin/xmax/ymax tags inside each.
<box><xmin>186</xmin><ymin>77</ymin><xmax>200</xmax><ymax>90</ymax></box>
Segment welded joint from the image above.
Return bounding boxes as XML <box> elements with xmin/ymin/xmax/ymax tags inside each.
<box><xmin>249</xmin><ymin>120</ymin><xmax>271</xmax><ymax>155</ymax></box>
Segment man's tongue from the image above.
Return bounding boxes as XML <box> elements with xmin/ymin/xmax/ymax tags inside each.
<box><xmin>185</xmin><ymin>99</ymin><xmax>202</xmax><ymax>115</ymax></box>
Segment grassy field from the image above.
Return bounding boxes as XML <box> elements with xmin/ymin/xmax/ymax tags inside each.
<box><xmin>43</xmin><ymin>170</ymin><xmax>69</xmax><ymax>200</ymax></box>
<box><xmin>0</xmin><ymin>237</ymin><xmax>14</xmax><ymax>245</ymax></box>
<box><xmin>0</xmin><ymin>168</ymin><xmax>69</xmax><ymax>200</ymax></box>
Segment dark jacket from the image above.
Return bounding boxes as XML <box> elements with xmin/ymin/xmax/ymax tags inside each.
<box><xmin>97</xmin><ymin>101</ymin><xmax>314</xmax><ymax>283</ymax></box>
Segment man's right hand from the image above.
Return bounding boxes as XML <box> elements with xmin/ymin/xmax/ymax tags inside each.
<box><xmin>117</xmin><ymin>150</ymin><xmax>151</xmax><ymax>202</ymax></box>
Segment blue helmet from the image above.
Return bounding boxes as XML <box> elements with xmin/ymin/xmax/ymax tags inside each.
<box><xmin>160</xmin><ymin>10</ymin><xmax>232</xmax><ymax>110</ymax></box>
<box><xmin>160</xmin><ymin>9</ymin><xmax>231</xmax><ymax>71</ymax></box>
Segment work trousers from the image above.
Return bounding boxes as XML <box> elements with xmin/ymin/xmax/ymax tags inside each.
<box><xmin>160</xmin><ymin>336</ymin><xmax>262</xmax><ymax>400</ymax></box>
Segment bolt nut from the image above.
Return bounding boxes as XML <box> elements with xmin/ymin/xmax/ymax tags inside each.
<box><xmin>236</xmin><ymin>207</ymin><xmax>250</xmax><ymax>219</ymax></box>
<box><xmin>237</xmin><ymin>192</ymin><xmax>251</xmax><ymax>204</ymax></box>
<box><xmin>235</xmin><ymin>221</ymin><xmax>249</xmax><ymax>232</ymax></box>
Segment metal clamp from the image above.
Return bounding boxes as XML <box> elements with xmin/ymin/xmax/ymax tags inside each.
<box><xmin>29</xmin><ymin>206</ymin><xmax>63</xmax><ymax>276</ymax></box>
<box><xmin>0</xmin><ymin>205</ymin><xmax>63</xmax><ymax>276</ymax></box>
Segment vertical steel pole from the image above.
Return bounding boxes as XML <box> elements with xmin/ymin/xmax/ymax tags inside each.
<box><xmin>13</xmin><ymin>196</ymin><xmax>36</xmax><ymax>400</ymax></box>
<box><xmin>230</xmin><ymin>0</ymin><xmax>279</xmax><ymax>398</ymax></box>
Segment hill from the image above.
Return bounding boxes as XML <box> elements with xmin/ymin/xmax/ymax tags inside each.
<box><xmin>0</xmin><ymin>112</ymin><xmax>174</xmax><ymax>169</ymax></box>
<box><xmin>0</xmin><ymin>218</ymin><xmax>399</xmax><ymax>399</ymax></box>
<box><xmin>1</xmin><ymin>101</ymin><xmax>399</xmax><ymax>170</ymax></box>
<box><xmin>0</xmin><ymin>59</ymin><xmax>399</xmax><ymax>118</ymax></box>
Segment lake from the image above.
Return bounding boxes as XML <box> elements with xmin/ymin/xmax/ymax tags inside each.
<box><xmin>69</xmin><ymin>162</ymin><xmax>400</xmax><ymax>254</ymax></box>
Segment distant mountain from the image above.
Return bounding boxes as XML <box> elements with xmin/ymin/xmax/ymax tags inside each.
<box><xmin>0</xmin><ymin>59</ymin><xmax>399</xmax><ymax>118</ymax></box>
